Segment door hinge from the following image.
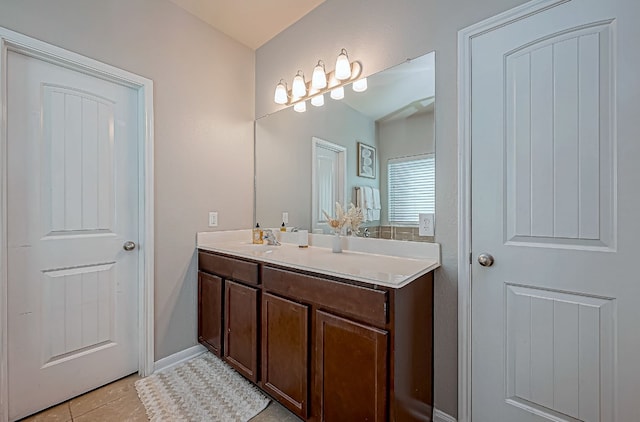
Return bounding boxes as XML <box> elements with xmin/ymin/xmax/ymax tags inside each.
<box><xmin>469</xmin><ymin>252</ymin><xmax>473</xmax><ymax>265</ymax></box>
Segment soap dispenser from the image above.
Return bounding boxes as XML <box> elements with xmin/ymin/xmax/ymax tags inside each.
<box><xmin>280</xmin><ymin>222</ymin><xmax>286</xmax><ymax>232</ymax></box>
<box><xmin>252</xmin><ymin>223</ymin><xmax>263</xmax><ymax>244</ymax></box>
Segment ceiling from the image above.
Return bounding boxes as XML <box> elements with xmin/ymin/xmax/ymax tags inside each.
<box><xmin>168</xmin><ymin>0</ymin><xmax>325</xmax><ymax>50</ymax></box>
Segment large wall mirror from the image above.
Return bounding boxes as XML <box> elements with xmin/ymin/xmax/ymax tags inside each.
<box><xmin>255</xmin><ymin>51</ymin><xmax>435</xmax><ymax>242</ymax></box>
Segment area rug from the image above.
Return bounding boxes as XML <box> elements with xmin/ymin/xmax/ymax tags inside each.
<box><xmin>135</xmin><ymin>352</ymin><xmax>270</xmax><ymax>421</ymax></box>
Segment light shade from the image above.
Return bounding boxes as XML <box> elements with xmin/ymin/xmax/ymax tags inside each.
<box><xmin>311</xmin><ymin>61</ymin><xmax>327</xmax><ymax>90</ymax></box>
<box><xmin>330</xmin><ymin>86</ymin><xmax>344</xmax><ymax>100</ymax></box>
<box><xmin>352</xmin><ymin>78</ymin><xmax>368</xmax><ymax>93</ymax></box>
<box><xmin>274</xmin><ymin>80</ymin><xmax>288</xmax><ymax>104</ymax></box>
<box><xmin>293</xmin><ymin>101</ymin><xmax>307</xmax><ymax>113</ymax></box>
<box><xmin>335</xmin><ymin>48</ymin><xmax>351</xmax><ymax>80</ymax></box>
<box><xmin>311</xmin><ymin>94</ymin><xmax>324</xmax><ymax>107</ymax></box>
<box><xmin>292</xmin><ymin>70</ymin><xmax>307</xmax><ymax>98</ymax></box>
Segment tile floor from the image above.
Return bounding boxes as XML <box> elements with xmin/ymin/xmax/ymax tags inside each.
<box><xmin>20</xmin><ymin>373</ymin><xmax>299</xmax><ymax>422</ymax></box>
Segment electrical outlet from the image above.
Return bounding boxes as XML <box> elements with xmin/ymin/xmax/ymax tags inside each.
<box><xmin>282</xmin><ymin>212</ymin><xmax>289</xmax><ymax>224</ymax></box>
<box><xmin>208</xmin><ymin>211</ymin><xmax>218</xmax><ymax>227</ymax></box>
<box><xmin>419</xmin><ymin>213</ymin><xmax>434</xmax><ymax>236</ymax></box>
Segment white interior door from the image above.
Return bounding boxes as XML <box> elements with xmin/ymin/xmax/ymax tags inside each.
<box><xmin>7</xmin><ymin>50</ymin><xmax>139</xmax><ymax>420</ymax></box>
<box><xmin>471</xmin><ymin>0</ymin><xmax>640</xmax><ymax>421</ymax></box>
<box><xmin>312</xmin><ymin>137</ymin><xmax>346</xmax><ymax>233</ymax></box>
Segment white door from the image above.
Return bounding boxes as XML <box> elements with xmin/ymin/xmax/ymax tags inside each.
<box><xmin>7</xmin><ymin>50</ymin><xmax>139</xmax><ymax>420</ymax></box>
<box><xmin>312</xmin><ymin>137</ymin><xmax>346</xmax><ymax>233</ymax></box>
<box><xmin>471</xmin><ymin>0</ymin><xmax>640</xmax><ymax>421</ymax></box>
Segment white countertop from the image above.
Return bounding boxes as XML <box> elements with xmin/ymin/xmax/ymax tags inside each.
<box><xmin>197</xmin><ymin>230</ymin><xmax>440</xmax><ymax>289</ymax></box>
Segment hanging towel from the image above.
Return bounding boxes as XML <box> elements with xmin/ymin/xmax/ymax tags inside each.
<box><xmin>362</xmin><ymin>186</ymin><xmax>374</xmax><ymax>209</ymax></box>
<box><xmin>355</xmin><ymin>187</ymin><xmax>364</xmax><ymax>210</ymax></box>
<box><xmin>372</xmin><ymin>188</ymin><xmax>381</xmax><ymax>210</ymax></box>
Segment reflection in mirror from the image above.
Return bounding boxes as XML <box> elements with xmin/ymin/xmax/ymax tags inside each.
<box><xmin>255</xmin><ymin>51</ymin><xmax>435</xmax><ymax>242</ymax></box>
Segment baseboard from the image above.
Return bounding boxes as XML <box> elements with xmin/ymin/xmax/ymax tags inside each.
<box><xmin>153</xmin><ymin>344</ymin><xmax>207</xmax><ymax>373</ymax></box>
<box><xmin>434</xmin><ymin>408</ymin><xmax>457</xmax><ymax>422</ymax></box>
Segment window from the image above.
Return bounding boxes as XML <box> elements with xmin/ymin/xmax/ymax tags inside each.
<box><xmin>388</xmin><ymin>154</ymin><xmax>435</xmax><ymax>225</ymax></box>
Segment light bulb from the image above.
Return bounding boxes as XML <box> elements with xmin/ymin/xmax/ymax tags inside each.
<box><xmin>335</xmin><ymin>49</ymin><xmax>351</xmax><ymax>80</ymax></box>
<box><xmin>330</xmin><ymin>86</ymin><xmax>344</xmax><ymax>100</ymax></box>
<box><xmin>294</xmin><ymin>101</ymin><xmax>307</xmax><ymax>113</ymax></box>
<box><xmin>274</xmin><ymin>80</ymin><xmax>288</xmax><ymax>104</ymax></box>
<box><xmin>311</xmin><ymin>61</ymin><xmax>327</xmax><ymax>90</ymax></box>
<box><xmin>311</xmin><ymin>94</ymin><xmax>324</xmax><ymax>107</ymax></box>
<box><xmin>292</xmin><ymin>70</ymin><xmax>307</xmax><ymax>98</ymax></box>
<box><xmin>352</xmin><ymin>78</ymin><xmax>368</xmax><ymax>93</ymax></box>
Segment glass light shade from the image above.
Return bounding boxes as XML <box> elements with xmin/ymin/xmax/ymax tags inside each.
<box><xmin>352</xmin><ymin>78</ymin><xmax>368</xmax><ymax>93</ymax></box>
<box><xmin>335</xmin><ymin>49</ymin><xmax>351</xmax><ymax>80</ymax></box>
<box><xmin>330</xmin><ymin>86</ymin><xmax>344</xmax><ymax>100</ymax></box>
<box><xmin>292</xmin><ymin>71</ymin><xmax>307</xmax><ymax>98</ymax></box>
<box><xmin>274</xmin><ymin>81</ymin><xmax>288</xmax><ymax>104</ymax></box>
<box><xmin>311</xmin><ymin>61</ymin><xmax>327</xmax><ymax>90</ymax></box>
<box><xmin>311</xmin><ymin>94</ymin><xmax>324</xmax><ymax>107</ymax></box>
<box><xmin>293</xmin><ymin>101</ymin><xmax>307</xmax><ymax>113</ymax></box>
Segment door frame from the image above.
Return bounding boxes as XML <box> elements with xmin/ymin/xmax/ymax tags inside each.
<box><xmin>457</xmin><ymin>1</ymin><xmax>568</xmax><ymax>421</ymax></box>
<box><xmin>0</xmin><ymin>27</ymin><xmax>155</xmax><ymax>420</ymax></box>
<box><xmin>311</xmin><ymin>136</ymin><xmax>347</xmax><ymax>233</ymax></box>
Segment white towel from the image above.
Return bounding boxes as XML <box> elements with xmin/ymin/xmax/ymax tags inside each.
<box><xmin>362</xmin><ymin>186</ymin><xmax>374</xmax><ymax>209</ymax></box>
<box><xmin>372</xmin><ymin>209</ymin><xmax>381</xmax><ymax>221</ymax></box>
<box><xmin>372</xmin><ymin>188</ymin><xmax>381</xmax><ymax>210</ymax></box>
<box><xmin>356</xmin><ymin>187</ymin><xmax>364</xmax><ymax>210</ymax></box>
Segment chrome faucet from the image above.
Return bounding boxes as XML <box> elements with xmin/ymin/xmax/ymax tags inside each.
<box><xmin>263</xmin><ymin>229</ymin><xmax>281</xmax><ymax>246</ymax></box>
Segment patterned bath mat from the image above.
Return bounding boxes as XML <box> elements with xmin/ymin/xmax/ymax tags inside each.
<box><xmin>135</xmin><ymin>352</ymin><xmax>269</xmax><ymax>421</ymax></box>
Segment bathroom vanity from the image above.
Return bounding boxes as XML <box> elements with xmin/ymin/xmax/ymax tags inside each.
<box><xmin>197</xmin><ymin>231</ymin><xmax>439</xmax><ymax>422</ymax></box>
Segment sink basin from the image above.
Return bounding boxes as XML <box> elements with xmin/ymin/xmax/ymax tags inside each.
<box><xmin>234</xmin><ymin>242</ymin><xmax>278</xmax><ymax>254</ymax></box>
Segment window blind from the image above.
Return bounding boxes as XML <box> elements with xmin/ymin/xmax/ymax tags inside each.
<box><xmin>388</xmin><ymin>154</ymin><xmax>435</xmax><ymax>225</ymax></box>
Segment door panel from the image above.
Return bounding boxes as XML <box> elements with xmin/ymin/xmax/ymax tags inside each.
<box><xmin>471</xmin><ymin>0</ymin><xmax>639</xmax><ymax>421</ymax></box>
<box><xmin>261</xmin><ymin>293</ymin><xmax>309</xmax><ymax>418</ymax></box>
<box><xmin>224</xmin><ymin>280</ymin><xmax>258</xmax><ymax>382</ymax></box>
<box><xmin>198</xmin><ymin>272</ymin><xmax>223</xmax><ymax>356</ymax></box>
<box><xmin>7</xmin><ymin>50</ymin><xmax>139</xmax><ymax>420</ymax></box>
<box><xmin>314</xmin><ymin>310</ymin><xmax>387</xmax><ymax>422</ymax></box>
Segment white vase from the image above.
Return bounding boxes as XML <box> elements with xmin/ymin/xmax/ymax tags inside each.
<box><xmin>332</xmin><ymin>233</ymin><xmax>342</xmax><ymax>253</ymax></box>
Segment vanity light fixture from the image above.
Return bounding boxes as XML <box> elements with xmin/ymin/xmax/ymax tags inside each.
<box><xmin>311</xmin><ymin>60</ymin><xmax>328</xmax><ymax>90</ymax></box>
<box><xmin>292</xmin><ymin>70</ymin><xmax>307</xmax><ymax>98</ymax></box>
<box><xmin>274</xmin><ymin>79</ymin><xmax>288</xmax><ymax>104</ymax></box>
<box><xmin>335</xmin><ymin>48</ymin><xmax>352</xmax><ymax>80</ymax></box>
<box><xmin>272</xmin><ymin>48</ymin><xmax>365</xmax><ymax>109</ymax></box>
<box><xmin>352</xmin><ymin>77</ymin><xmax>368</xmax><ymax>93</ymax></box>
<box><xmin>330</xmin><ymin>86</ymin><xmax>344</xmax><ymax>100</ymax></box>
<box><xmin>311</xmin><ymin>94</ymin><xmax>325</xmax><ymax>107</ymax></box>
<box><xmin>293</xmin><ymin>100</ymin><xmax>307</xmax><ymax>113</ymax></box>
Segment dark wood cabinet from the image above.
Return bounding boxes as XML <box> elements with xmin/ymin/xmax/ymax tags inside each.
<box><xmin>198</xmin><ymin>249</ymin><xmax>434</xmax><ymax>421</ymax></box>
<box><xmin>314</xmin><ymin>310</ymin><xmax>388</xmax><ymax>422</ymax></box>
<box><xmin>224</xmin><ymin>280</ymin><xmax>258</xmax><ymax>382</ymax></box>
<box><xmin>198</xmin><ymin>271</ymin><xmax>223</xmax><ymax>356</ymax></box>
<box><xmin>261</xmin><ymin>293</ymin><xmax>309</xmax><ymax>419</ymax></box>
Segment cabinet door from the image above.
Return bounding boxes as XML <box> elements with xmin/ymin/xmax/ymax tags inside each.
<box><xmin>315</xmin><ymin>310</ymin><xmax>388</xmax><ymax>422</ymax></box>
<box><xmin>224</xmin><ymin>280</ymin><xmax>258</xmax><ymax>382</ymax></box>
<box><xmin>262</xmin><ymin>293</ymin><xmax>309</xmax><ymax>419</ymax></box>
<box><xmin>198</xmin><ymin>272</ymin><xmax>223</xmax><ymax>356</ymax></box>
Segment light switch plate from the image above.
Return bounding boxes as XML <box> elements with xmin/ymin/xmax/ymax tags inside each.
<box><xmin>419</xmin><ymin>213</ymin><xmax>434</xmax><ymax>236</ymax></box>
<box><xmin>208</xmin><ymin>211</ymin><xmax>218</xmax><ymax>227</ymax></box>
<box><xmin>282</xmin><ymin>212</ymin><xmax>289</xmax><ymax>224</ymax></box>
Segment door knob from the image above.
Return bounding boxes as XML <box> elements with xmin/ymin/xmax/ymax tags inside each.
<box><xmin>477</xmin><ymin>253</ymin><xmax>494</xmax><ymax>267</ymax></box>
<box><xmin>123</xmin><ymin>241</ymin><xmax>136</xmax><ymax>251</ymax></box>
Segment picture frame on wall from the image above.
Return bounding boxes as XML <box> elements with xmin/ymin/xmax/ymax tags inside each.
<box><xmin>357</xmin><ymin>142</ymin><xmax>376</xmax><ymax>179</ymax></box>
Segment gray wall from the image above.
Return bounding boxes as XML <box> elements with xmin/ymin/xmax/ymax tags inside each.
<box><xmin>256</xmin><ymin>0</ymin><xmax>528</xmax><ymax>416</ymax></box>
<box><xmin>0</xmin><ymin>0</ymin><xmax>255</xmax><ymax>361</ymax></box>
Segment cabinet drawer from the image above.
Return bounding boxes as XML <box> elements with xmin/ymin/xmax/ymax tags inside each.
<box><xmin>199</xmin><ymin>251</ymin><xmax>259</xmax><ymax>285</ymax></box>
<box><xmin>263</xmin><ymin>266</ymin><xmax>387</xmax><ymax>326</ymax></box>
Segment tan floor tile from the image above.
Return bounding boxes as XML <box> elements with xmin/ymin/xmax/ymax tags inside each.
<box><xmin>19</xmin><ymin>402</ymin><xmax>72</xmax><ymax>422</ymax></box>
<box><xmin>69</xmin><ymin>374</ymin><xmax>140</xmax><ymax>418</ymax></box>
<box><xmin>74</xmin><ymin>392</ymin><xmax>148</xmax><ymax>422</ymax></box>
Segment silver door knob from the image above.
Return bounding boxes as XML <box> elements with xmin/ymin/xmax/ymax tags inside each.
<box><xmin>123</xmin><ymin>241</ymin><xmax>136</xmax><ymax>251</ymax></box>
<box><xmin>477</xmin><ymin>253</ymin><xmax>494</xmax><ymax>267</ymax></box>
